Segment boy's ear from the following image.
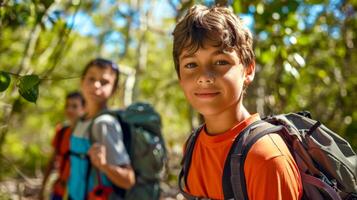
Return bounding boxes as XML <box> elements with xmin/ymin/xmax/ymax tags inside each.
<box><xmin>244</xmin><ymin>61</ymin><xmax>255</xmax><ymax>85</ymax></box>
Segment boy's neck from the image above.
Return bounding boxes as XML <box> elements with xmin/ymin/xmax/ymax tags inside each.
<box><xmin>85</xmin><ymin>102</ymin><xmax>107</xmax><ymax>119</ymax></box>
<box><xmin>69</xmin><ymin>121</ymin><xmax>76</xmax><ymax>128</ymax></box>
<box><xmin>204</xmin><ymin>105</ymin><xmax>251</xmax><ymax>135</ymax></box>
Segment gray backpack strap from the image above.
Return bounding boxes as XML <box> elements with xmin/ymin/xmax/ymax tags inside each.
<box><xmin>224</xmin><ymin>121</ymin><xmax>284</xmax><ymax>200</ymax></box>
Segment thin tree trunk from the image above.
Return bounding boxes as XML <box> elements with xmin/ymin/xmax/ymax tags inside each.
<box><xmin>132</xmin><ymin>0</ymin><xmax>153</xmax><ymax>101</ymax></box>
<box><xmin>15</xmin><ymin>24</ymin><xmax>41</xmax><ymax>75</ymax></box>
<box><xmin>41</xmin><ymin>1</ymin><xmax>81</xmax><ymax>78</ymax></box>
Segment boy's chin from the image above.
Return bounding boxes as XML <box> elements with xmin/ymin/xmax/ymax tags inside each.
<box><xmin>193</xmin><ymin>102</ymin><xmax>240</xmax><ymax>117</ymax></box>
<box><xmin>87</xmin><ymin>97</ymin><xmax>106</xmax><ymax>106</ymax></box>
<box><xmin>195</xmin><ymin>107</ymin><xmax>222</xmax><ymax>117</ymax></box>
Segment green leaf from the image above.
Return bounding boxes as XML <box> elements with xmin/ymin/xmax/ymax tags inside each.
<box><xmin>17</xmin><ymin>75</ymin><xmax>40</xmax><ymax>103</ymax></box>
<box><xmin>0</xmin><ymin>71</ymin><xmax>11</xmax><ymax>92</ymax></box>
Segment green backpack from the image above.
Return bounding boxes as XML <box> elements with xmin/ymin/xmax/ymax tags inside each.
<box><xmin>92</xmin><ymin>102</ymin><xmax>167</xmax><ymax>200</ymax></box>
<box><xmin>179</xmin><ymin>111</ymin><xmax>357</xmax><ymax>200</ymax></box>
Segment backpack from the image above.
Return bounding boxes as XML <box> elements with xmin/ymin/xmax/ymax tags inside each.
<box><xmin>90</xmin><ymin>102</ymin><xmax>167</xmax><ymax>200</ymax></box>
<box><xmin>52</xmin><ymin>125</ymin><xmax>71</xmax><ymax>196</ymax></box>
<box><xmin>179</xmin><ymin>111</ymin><xmax>357</xmax><ymax>200</ymax></box>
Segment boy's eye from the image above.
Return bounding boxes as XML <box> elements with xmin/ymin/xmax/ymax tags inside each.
<box><xmin>184</xmin><ymin>63</ymin><xmax>197</xmax><ymax>69</ymax></box>
<box><xmin>100</xmin><ymin>80</ymin><xmax>109</xmax><ymax>86</ymax></box>
<box><xmin>215</xmin><ymin>60</ymin><xmax>229</xmax><ymax>66</ymax></box>
<box><xmin>88</xmin><ymin>77</ymin><xmax>96</xmax><ymax>82</ymax></box>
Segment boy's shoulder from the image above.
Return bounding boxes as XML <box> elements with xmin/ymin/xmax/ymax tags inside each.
<box><xmin>93</xmin><ymin>113</ymin><xmax>118</xmax><ymax>125</ymax></box>
<box><xmin>245</xmin><ymin>133</ymin><xmax>292</xmax><ymax>165</ymax></box>
<box><xmin>242</xmin><ymin>130</ymin><xmax>299</xmax><ymax>187</ymax></box>
<box><xmin>238</xmin><ymin>119</ymin><xmax>292</xmax><ymax>162</ymax></box>
<box><xmin>91</xmin><ymin>113</ymin><xmax>122</xmax><ymax>138</ymax></box>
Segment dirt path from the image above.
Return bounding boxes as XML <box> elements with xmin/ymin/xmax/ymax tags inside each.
<box><xmin>0</xmin><ymin>177</ymin><xmax>180</xmax><ymax>200</ymax></box>
<box><xmin>0</xmin><ymin>177</ymin><xmax>42</xmax><ymax>200</ymax></box>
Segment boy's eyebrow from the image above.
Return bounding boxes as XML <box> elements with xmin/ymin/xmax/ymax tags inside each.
<box><xmin>180</xmin><ymin>53</ymin><xmax>194</xmax><ymax>60</ymax></box>
<box><xmin>213</xmin><ymin>49</ymin><xmax>226</xmax><ymax>55</ymax></box>
<box><xmin>179</xmin><ymin>49</ymin><xmax>227</xmax><ymax>60</ymax></box>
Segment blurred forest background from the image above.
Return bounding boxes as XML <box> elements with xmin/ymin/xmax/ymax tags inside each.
<box><xmin>0</xmin><ymin>0</ymin><xmax>356</xmax><ymax>199</ymax></box>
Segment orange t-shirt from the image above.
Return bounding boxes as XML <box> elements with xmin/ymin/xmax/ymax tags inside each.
<box><xmin>51</xmin><ymin>124</ymin><xmax>72</xmax><ymax>195</ymax></box>
<box><xmin>186</xmin><ymin>114</ymin><xmax>303</xmax><ymax>200</ymax></box>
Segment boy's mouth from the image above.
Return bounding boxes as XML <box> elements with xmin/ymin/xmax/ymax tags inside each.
<box><xmin>194</xmin><ymin>91</ymin><xmax>220</xmax><ymax>98</ymax></box>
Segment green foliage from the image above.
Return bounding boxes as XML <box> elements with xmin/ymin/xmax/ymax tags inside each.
<box><xmin>17</xmin><ymin>75</ymin><xmax>40</xmax><ymax>103</ymax></box>
<box><xmin>240</xmin><ymin>0</ymin><xmax>357</xmax><ymax>139</ymax></box>
<box><xmin>232</xmin><ymin>0</ymin><xmax>241</xmax><ymax>13</ymax></box>
<box><xmin>0</xmin><ymin>71</ymin><xmax>11</xmax><ymax>92</ymax></box>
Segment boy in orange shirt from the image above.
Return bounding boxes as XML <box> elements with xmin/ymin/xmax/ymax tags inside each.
<box><xmin>173</xmin><ymin>5</ymin><xmax>303</xmax><ymax>200</ymax></box>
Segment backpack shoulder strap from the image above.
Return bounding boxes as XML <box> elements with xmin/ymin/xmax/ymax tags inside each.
<box><xmin>109</xmin><ymin>110</ymin><xmax>131</xmax><ymax>153</ymax></box>
<box><xmin>178</xmin><ymin>125</ymin><xmax>204</xmax><ymax>200</ymax></box>
<box><xmin>55</xmin><ymin>125</ymin><xmax>70</xmax><ymax>154</ymax></box>
<box><xmin>222</xmin><ymin>120</ymin><xmax>284</xmax><ymax>200</ymax></box>
<box><xmin>87</xmin><ymin>110</ymin><xmax>122</xmax><ymax>143</ymax></box>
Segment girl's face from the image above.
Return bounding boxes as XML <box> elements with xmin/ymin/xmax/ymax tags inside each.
<box><xmin>81</xmin><ymin>65</ymin><xmax>117</xmax><ymax>106</ymax></box>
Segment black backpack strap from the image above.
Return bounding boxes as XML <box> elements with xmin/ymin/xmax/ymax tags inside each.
<box><xmin>178</xmin><ymin>125</ymin><xmax>204</xmax><ymax>199</ymax></box>
<box><xmin>222</xmin><ymin>120</ymin><xmax>284</xmax><ymax>200</ymax></box>
<box><xmin>114</xmin><ymin>112</ymin><xmax>131</xmax><ymax>157</ymax></box>
<box><xmin>85</xmin><ymin>157</ymin><xmax>92</xmax><ymax>199</ymax></box>
<box><xmin>222</xmin><ymin>120</ymin><xmax>266</xmax><ymax>199</ymax></box>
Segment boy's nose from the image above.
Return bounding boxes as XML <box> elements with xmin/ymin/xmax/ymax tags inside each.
<box><xmin>94</xmin><ymin>81</ymin><xmax>101</xmax><ymax>88</ymax></box>
<box><xmin>197</xmin><ymin>71</ymin><xmax>215</xmax><ymax>85</ymax></box>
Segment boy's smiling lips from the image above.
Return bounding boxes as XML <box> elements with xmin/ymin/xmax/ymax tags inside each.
<box><xmin>194</xmin><ymin>90</ymin><xmax>221</xmax><ymax>99</ymax></box>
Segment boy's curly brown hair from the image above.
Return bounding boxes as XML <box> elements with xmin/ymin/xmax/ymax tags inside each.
<box><xmin>172</xmin><ymin>5</ymin><xmax>255</xmax><ymax>78</ymax></box>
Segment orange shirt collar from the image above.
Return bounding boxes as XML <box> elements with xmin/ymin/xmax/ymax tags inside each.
<box><xmin>200</xmin><ymin>113</ymin><xmax>261</xmax><ymax>145</ymax></box>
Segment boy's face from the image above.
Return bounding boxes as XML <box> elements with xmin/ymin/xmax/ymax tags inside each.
<box><xmin>178</xmin><ymin>44</ymin><xmax>255</xmax><ymax>117</ymax></box>
<box><xmin>81</xmin><ymin>66</ymin><xmax>117</xmax><ymax>106</ymax></box>
<box><xmin>65</xmin><ymin>97</ymin><xmax>84</xmax><ymax>123</ymax></box>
